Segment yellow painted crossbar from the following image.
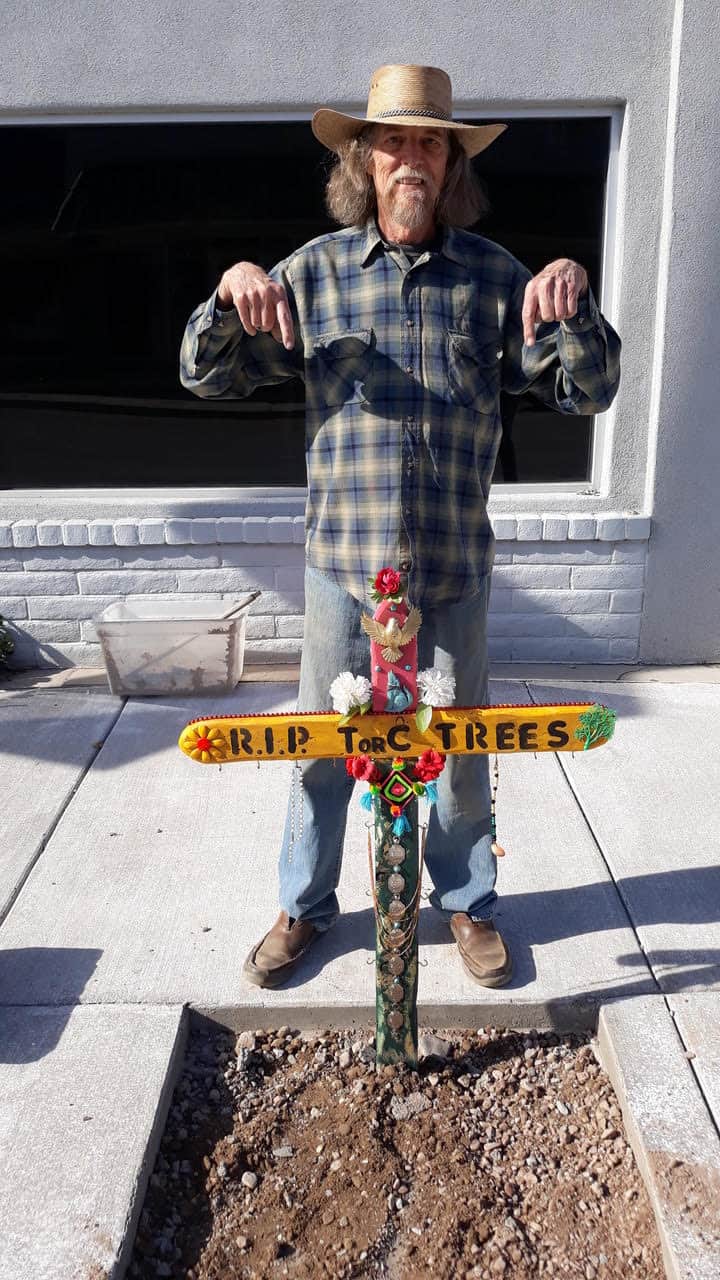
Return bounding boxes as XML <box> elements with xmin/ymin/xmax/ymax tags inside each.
<box><xmin>179</xmin><ymin>703</ymin><xmax>615</xmax><ymax>764</ymax></box>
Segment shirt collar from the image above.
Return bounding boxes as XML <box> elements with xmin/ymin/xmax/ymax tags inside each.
<box><xmin>360</xmin><ymin>218</ymin><xmax>466</xmax><ymax>268</ymax></box>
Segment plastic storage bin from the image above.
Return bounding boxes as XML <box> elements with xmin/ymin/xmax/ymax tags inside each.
<box><xmin>95</xmin><ymin>594</ymin><xmax>259</xmax><ymax>696</ymax></box>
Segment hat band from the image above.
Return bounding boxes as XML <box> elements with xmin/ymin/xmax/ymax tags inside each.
<box><xmin>373</xmin><ymin>106</ymin><xmax>451</xmax><ymax>122</ymax></box>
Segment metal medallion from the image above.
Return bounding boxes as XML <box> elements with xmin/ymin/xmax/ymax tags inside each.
<box><xmin>386</xmin><ymin>843</ymin><xmax>406</xmax><ymax>865</ymax></box>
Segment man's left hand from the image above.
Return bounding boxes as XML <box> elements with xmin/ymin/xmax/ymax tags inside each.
<box><xmin>522</xmin><ymin>259</ymin><xmax>589</xmax><ymax>347</ymax></box>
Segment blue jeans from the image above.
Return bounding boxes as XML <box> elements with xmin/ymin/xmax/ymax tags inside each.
<box><xmin>278</xmin><ymin>566</ymin><xmax>496</xmax><ymax>931</ymax></box>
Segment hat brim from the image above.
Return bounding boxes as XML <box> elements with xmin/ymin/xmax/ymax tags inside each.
<box><xmin>311</xmin><ymin>108</ymin><xmax>507</xmax><ymax>158</ymax></box>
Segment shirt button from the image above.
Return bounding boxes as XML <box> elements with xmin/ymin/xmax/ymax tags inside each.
<box><xmin>406</xmin><ymin>319</ymin><xmax>414</xmax><ymax>327</ymax></box>
<box><xmin>406</xmin><ymin>365</ymin><xmax>413</xmax><ymax>374</ymax></box>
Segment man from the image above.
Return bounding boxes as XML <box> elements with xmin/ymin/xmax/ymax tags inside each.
<box><xmin>180</xmin><ymin>64</ymin><xmax>621</xmax><ymax>991</ymax></box>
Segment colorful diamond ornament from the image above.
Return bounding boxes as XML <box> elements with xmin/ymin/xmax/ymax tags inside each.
<box><xmin>378</xmin><ymin>763</ymin><xmax>416</xmax><ymax>812</ymax></box>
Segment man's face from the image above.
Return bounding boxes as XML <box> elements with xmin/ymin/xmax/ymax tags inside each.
<box><xmin>367</xmin><ymin>124</ymin><xmax>450</xmax><ymax>231</ymax></box>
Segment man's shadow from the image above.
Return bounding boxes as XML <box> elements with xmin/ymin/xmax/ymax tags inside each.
<box><xmin>0</xmin><ymin>947</ymin><xmax>102</xmax><ymax>1063</ymax></box>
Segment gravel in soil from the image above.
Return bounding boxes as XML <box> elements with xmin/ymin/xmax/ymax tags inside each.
<box><xmin>129</xmin><ymin>1025</ymin><xmax>665</xmax><ymax>1279</ymax></box>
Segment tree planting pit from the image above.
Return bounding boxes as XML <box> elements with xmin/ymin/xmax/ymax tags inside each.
<box><xmin>130</xmin><ymin>1024</ymin><xmax>665</xmax><ymax>1279</ymax></box>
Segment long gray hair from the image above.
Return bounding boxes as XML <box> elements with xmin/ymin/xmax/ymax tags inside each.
<box><xmin>324</xmin><ymin>126</ymin><xmax>490</xmax><ymax>229</ymax></box>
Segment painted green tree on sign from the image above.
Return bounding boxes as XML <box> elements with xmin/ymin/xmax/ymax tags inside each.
<box><xmin>574</xmin><ymin>705</ymin><xmax>617</xmax><ymax>751</ymax></box>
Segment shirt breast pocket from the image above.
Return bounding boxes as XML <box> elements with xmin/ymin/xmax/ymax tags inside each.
<box><xmin>446</xmin><ymin>332</ymin><xmax>501</xmax><ymax>413</ymax></box>
<box><xmin>313</xmin><ymin>328</ymin><xmax>375</xmax><ymax>407</ymax></box>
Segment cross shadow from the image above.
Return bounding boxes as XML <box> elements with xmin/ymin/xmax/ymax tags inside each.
<box><xmin>615</xmin><ymin>948</ymin><xmax>720</xmax><ymax>992</ymax></box>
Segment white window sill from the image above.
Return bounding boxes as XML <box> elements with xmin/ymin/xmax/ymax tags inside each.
<box><xmin>1</xmin><ymin>504</ymin><xmax>651</xmax><ymax>549</ymax></box>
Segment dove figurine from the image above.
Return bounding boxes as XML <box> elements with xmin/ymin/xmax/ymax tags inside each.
<box><xmin>362</xmin><ymin>593</ymin><xmax>422</xmax><ymax>713</ymax></box>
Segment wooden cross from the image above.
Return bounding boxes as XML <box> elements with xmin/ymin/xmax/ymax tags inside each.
<box><xmin>179</xmin><ymin>575</ymin><xmax>616</xmax><ymax>1068</ymax></box>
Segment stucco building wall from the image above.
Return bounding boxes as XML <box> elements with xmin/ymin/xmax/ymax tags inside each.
<box><xmin>2</xmin><ymin>0</ymin><xmax>716</xmax><ymax>665</ymax></box>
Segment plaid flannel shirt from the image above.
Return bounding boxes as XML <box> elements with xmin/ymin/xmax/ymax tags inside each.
<box><xmin>180</xmin><ymin>219</ymin><xmax>621</xmax><ymax>607</ymax></box>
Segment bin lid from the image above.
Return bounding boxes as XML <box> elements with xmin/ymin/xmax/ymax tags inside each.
<box><xmin>96</xmin><ymin>595</ymin><xmax>258</xmax><ymax>623</ymax></box>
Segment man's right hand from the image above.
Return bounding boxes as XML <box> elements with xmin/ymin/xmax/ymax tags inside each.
<box><xmin>216</xmin><ymin>262</ymin><xmax>295</xmax><ymax>350</ymax></box>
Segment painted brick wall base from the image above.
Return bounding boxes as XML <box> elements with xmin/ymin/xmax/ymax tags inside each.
<box><xmin>0</xmin><ymin>514</ymin><xmax>650</xmax><ymax>670</ymax></box>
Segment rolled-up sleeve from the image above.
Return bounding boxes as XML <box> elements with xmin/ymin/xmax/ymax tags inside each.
<box><xmin>501</xmin><ymin>265</ymin><xmax>621</xmax><ymax>415</ymax></box>
<box><xmin>179</xmin><ymin>263</ymin><xmax>304</xmax><ymax>400</ymax></box>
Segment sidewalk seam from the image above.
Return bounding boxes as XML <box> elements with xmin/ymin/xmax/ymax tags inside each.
<box><xmin>666</xmin><ymin>1002</ymin><xmax>720</xmax><ymax>1145</ymax></box>
<box><xmin>523</xmin><ymin>680</ymin><xmax>662</xmax><ymax>997</ymax></box>
<box><xmin>0</xmin><ymin>695</ymin><xmax>127</xmax><ymax>932</ymax></box>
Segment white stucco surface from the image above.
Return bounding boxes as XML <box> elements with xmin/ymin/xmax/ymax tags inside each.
<box><xmin>2</xmin><ymin>0</ymin><xmax>717</xmax><ymax>660</ymax></box>
<box><xmin>639</xmin><ymin>2</ymin><xmax>720</xmax><ymax>661</ymax></box>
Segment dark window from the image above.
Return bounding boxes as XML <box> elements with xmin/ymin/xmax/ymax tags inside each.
<box><xmin>0</xmin><ymin>117</ymin><xmax>611</xmax><ymax>489</ymax></box>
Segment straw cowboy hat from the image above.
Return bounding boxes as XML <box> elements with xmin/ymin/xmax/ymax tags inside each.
<box><xmin>312</xmin><ymin>64</ymin><xmax>507</xmax><ymax>158</ymax></box>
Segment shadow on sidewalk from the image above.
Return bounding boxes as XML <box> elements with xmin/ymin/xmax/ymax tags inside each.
<box><xmin>0</xmin><ymin>947</ymin><xmax>102</xmax><ymax>1062</ymax></box>
<box><xmin>275</xmin><ymin>863</ymin><xmax>720</xmax><ymax>999</ymax></box>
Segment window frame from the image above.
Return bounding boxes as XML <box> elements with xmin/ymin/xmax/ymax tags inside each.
<box><xmin>0</xmin><ymin>104</ymin><xmax>623</xmax><ymax>509</ymax></box>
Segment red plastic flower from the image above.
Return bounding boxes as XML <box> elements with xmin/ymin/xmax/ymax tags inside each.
<box><xmin>374</xmin><ymin>567</ymin><xmax>402</xmax><ymax>597</ymax></box>
<box><xmin>346</xmin><ymin>755</ymin><xmax>381</xmax><ymax>783</ymax></box>
<box><xmin>413</xmin><ymin>749</ymin><xmax>446</xmax><ymax>782</ymax></box>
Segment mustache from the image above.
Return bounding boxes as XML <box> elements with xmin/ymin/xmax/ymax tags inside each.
<box><xmin>391</xmin><ymin>167</ymin><xmax>438</xmax><ymax>193</ymax></box>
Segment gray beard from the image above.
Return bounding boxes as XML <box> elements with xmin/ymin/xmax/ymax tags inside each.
<box><xmin>390</xmin><ymin>188</ymin><xmax>437</xmax><ymax>230</ymax></box>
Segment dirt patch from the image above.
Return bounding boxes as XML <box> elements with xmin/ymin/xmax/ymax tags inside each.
<box><xmin>129</xmin><ymin>1025</ymin><xmax>665</xmax><ymax>1279</ymax></box>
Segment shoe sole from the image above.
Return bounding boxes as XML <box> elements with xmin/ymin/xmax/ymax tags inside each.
<box><xmin>242</xmin><ymin>959</ymin><xmax>291</xmax><ymax>989</ymax></box>
<box><xmin>458</xmin><ymin>954</ymin><xmax>514</xmax><ymax>989</ymax></box>
<box><xmin>242</xmin><ymin>936</ymin><xmax>317</xmax><ymax>990</ymax></box>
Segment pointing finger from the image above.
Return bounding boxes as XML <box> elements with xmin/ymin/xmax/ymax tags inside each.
<box><xmin>537</xmin><ymin>277</ymin><xmax>555</xmax><ymax>322</ymax></box>
<box><xmin>522</xmin><ymin>286</ymin><xmax>538</xmax><ymax>347</ymax></box>
<box><xmin>275</xmin><ymin>297</ymin><xmax>296</xmax><ymax>350</ymax></box>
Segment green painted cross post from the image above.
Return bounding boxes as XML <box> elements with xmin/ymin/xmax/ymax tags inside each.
<box><xmin>361</xmin><ymin>578</ymin><xmax>424</xmax><ymax>1068</ymax></box>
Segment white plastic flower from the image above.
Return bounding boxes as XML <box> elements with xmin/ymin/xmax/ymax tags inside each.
<box><xmin>329</xmin><ymin>671</ymin><xmax>372</xmax><ymax>715</ymax></box>
<box><xmin>417</xmin><ymin>668</ymin><xmax>456</xmax><ymax>707</ymax></box>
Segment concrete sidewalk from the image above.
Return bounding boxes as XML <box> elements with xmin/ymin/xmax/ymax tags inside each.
<box><xmin>1</xmin><ymin>669</ymin><xmax>719</xmax><ymax>1277</ymax></box>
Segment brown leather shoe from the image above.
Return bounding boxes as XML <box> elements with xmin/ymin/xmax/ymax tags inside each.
<box><xmin>449</xmin><ymin>913</ymin><xmax>513</xmax><ymax>988</ymax></box>
<box><xmin>243</xmin><ymin>911</ymin><xmax>320</xmax><ymax>989</ymax></box>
